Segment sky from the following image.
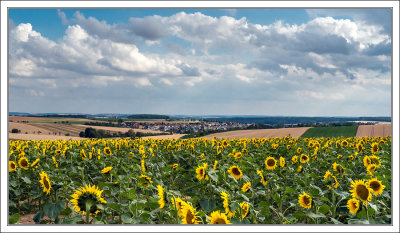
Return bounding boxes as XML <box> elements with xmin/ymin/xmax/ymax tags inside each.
<box><xmin>8</xmin><ymin>8</ymin><xmax>392</xmax><ymax>116</ymax></box>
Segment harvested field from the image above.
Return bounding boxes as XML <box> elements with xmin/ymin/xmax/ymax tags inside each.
<box><xmin>141</xmin><ymin>134</ymin><xmax>186</xmax><ymax>140</ymax></box>
<box><xmin>201</xmin><ymin>127</ymin><xmax>311</xmax><ymax>139</ymax></box>
<box><xmin>73</xmin><ymin>125</ymin><xmax>162</xmax><ymax>134</ymax></box>
<box><xmin>8</xmin><ymin>122</ymin><xmax>53</xmax><ymax>135</ymax></box>
<box><xmin>9</xmin><ymin>133</ymin><xmax>83</xmax><ymax>141</ymax></box>
<box><xmin>356</xmin><ymin>123</ymin><xmax>392</xmax><ymax>138</ymax></box>
<box><xmin>26</xmin><ymin>123</ymin><xmax>84</xmax><ymax>137</ymax></box>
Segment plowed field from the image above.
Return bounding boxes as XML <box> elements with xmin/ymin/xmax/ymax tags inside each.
<box><xmin>356</xmin><ymin>123</ymin><xmax>391</xmax><ymax>138</ymax></box>
<box><xmin>201</xmin><ymin>127</ymin><xmax>311</xmax><ymax>139</ymax></box>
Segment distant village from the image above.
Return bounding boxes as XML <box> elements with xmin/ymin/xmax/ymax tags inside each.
<box><xmin>122</xmin><ymin>120</ymin><xmax>252</xmax><ymax>134</ymax></box>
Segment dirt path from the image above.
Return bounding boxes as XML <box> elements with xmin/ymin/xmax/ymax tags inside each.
<box><xmin>356</xmin><ymin>124</ymin><xmax>392</xmax><ymax>138</ymax></box>
<box><xmin>201</xmin><ymin>127</ymin><xmax>311</xmax><ymax>139</ymax></box>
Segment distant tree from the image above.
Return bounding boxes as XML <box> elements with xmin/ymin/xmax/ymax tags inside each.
<box><xmin>11</xmin><ymin>128</ymin><xmax>20</xmax><ymax>133</ymax></box>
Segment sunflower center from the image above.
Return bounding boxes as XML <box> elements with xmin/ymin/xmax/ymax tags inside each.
<box><xmin>301</xmin><ymin>155</ymin><xmax>307</xmax><ymax>161</ymax></box>
<box><xmin>356</xmin><ymin>184</ymin><xmax>370</xmax><ymax>201</ymax></box>
<box><xmin>199</xmin><ymin>168</ymin><xmax>204</xmax><ymax>176</ymax></box>
<box><xmin>267</xmin><ymin>159</ymin><xmax>275</xmax><ymax>167</ymax></box>
<box><xmin>186</xmin><ymin>210</ymin><xmax>194</xmax><ymax>224</ymax></box>
<box><xmin>21</xmin><ymin>159</ymin><xmax>28</xmax><ymax>167</ymax></box>
<box><xmin>215</xmin><ymin>217</ymin><xmax>227</xmax><ymax>224</ymax></box>
<box><xmin>303</xmin><ymin>196</ymin><xmax>310</xmax><ymax>205</ymax></box>
<box><xmin>11</xmin><ymin>163</ymin><xmax>16</xmax><ymax>169</ymax></box>
<box><xmin>369</xmin><ymin>181</ymin><xmax>380</xmax><ymax>191</ymax></box>
<box><xmin>232</xmin><ymin>168</ymin><xmax>241</xmax><ymax>175</ymax></box>
<box><xmin>351</xmin><ymin>202</ymin><xmax>358</xmax><ymax>209</ymax></box>
<box><xmin>43</xmin><ymin>178</ymin><xmax>50</xmax><ymax>189</ymax></box>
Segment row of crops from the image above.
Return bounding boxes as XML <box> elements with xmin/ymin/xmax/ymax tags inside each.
<box><xmin>8</xmin><ymin>135</ymin><xmax>391</xmax><ymax>224</ymax></box>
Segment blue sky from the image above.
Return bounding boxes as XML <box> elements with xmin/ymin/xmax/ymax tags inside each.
<box><xmin>8</xmin><ymin>8</ymin><xmax>392</xmax><ymax>116</ymax></box>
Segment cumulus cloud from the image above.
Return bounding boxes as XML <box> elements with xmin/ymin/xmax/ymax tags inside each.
<box><xmin>9</xmin><ymin>10</ymin><xmax>391</xmax><ymax>116</ymax></box>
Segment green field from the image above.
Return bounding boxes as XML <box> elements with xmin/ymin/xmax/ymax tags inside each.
<box><xmin>300</xmin><ymin>125</ymin><xmax>358</xmax><ymax>138</ymax></box>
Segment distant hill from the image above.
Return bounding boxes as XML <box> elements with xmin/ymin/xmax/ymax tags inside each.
<box><xmin>126</xmin><ymin>114</ymin><xmax>170</xmax><ymax>120</ymax></box>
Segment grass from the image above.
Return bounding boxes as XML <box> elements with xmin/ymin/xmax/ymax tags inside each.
<box><xmin>300</xmin><ymin>125</ymin><xmax>358</xmax><ymax>138</ymax></box>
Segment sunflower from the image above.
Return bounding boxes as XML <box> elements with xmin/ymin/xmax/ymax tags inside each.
<box><xmin>279</xmin><ymin>156</ymin><xmax>285</xmax><ymax>168</ymax></box>
<box><xmin>332</xmin><ymin>162</ymin><xmax>344</xmax><ymax>175</ymax></box>
<box><xmin>139</xmin><ymin>174</ymin><xmax>153</xmax><ymax>186</ymax></box>
<box><xmin>347</xmin><ymin>198</ymin><xmax>360</xmax><ymax>215</ymax></box>
<box><xmin>234</xmin><ymin>152</ymin><xmax>243</xmax><ymax>159</ymax></box>
<box><xmin>291</xmin><ymin>155</ymin><xmax>298</xmax><ymax>164</ymax></box>
<box><xmin>298</xmin><ymin>192</ymin><xmax>312</xmax><ymax>209</ymax></box>
<box><xmin>368</xmin><ymin>178</ymin><xmax>385</xmax><ymax>196</ymax></box>
<box><xmin>196</xmin><ymin>163</ymin><xmax>208</xmax><ymax>181</ymax></box>
<box><xmin>370</xmin><ymin>142</ymin><xmax>379</xmax><ymax>154</ymax></box>
<box><xmin>70</xmin><ymin>184</ymin><xmax>107</xmax><ymax>215</ymax></box>
<box><xmin>31</xmin><ymin>158</ymin><xmax>40</xmax><ymax>168</ymax></box>
<box><xmin>171</xmin><ymin>197</ymin><xmax>186</xmax><ymax>217</ymax></box>
<box><xmin>286</xmin><ymin>145</ymin><xmax>291</xmax><ymax>150</ymax></box>
<box><xmin>173</xmin><ymin>163</ymin><xmax>179</xmax><ymax>169</ymax></box>
<box><xmin>52</xmin><ymin>156</ymin><xmax>58</xmax><ymax>168</ymax></box>
<box><xmin>300</xmin><ymin>154</ymin><xmax>309</xmax><ymax>163</ymax></box>
<box><xmin>350</xmin><ymin>180</ymin><xmax>373</xmax><ymax>206</ymax></box>
<box><xmin>18</xmin><ymin>157</ymin><xmax>29</xmax><ymax>170</ymax></box>
<box><xmin>363</xmin><ymin>156</ymin><xmax>371</xmax><ymax>168</ymax></box>
<box><xmin>297</xmin><ymin>147</ymin><xmax>302</xmax><ymax>154</ymax></box>
<box><xmin>265</xmin><ymin>157</ymin><xmax>277</xmax><ymax>170</ymax></box>
<box><xmin>141</xmin><ymin>159</ymin><xmax>146</xmax><ymax>172</ymax></box>
<box><xmin>101</xmin><ymin>166</ymin><xmax>113</xmax><ymax>174</ymax></box>
<box><xmin>256</xmin><ymin>170</ymin><xmax>268</xmax><ymax>186</ymax></box>
<box><xmin>9</xmin><ymin>161</ymin><xmax>17</xmax><ymax>172</ymax></box>
<box><xmin>181</xmin><ymin>202</ymin><xmax>200</xmax><ymax>224</ymax></box>
<box><xmin>213</xmin><ymin>160</ymin><xmax>218</xmax><ymax>170</ymax></box>
<box><xmin>341</xmin><ymin>140</ymin><xmax>349</xmax><ymax>147</ymax></box>
<box><xmin>157</xmin><ymin>185</ymin><xmax>165</xmax><ymax>209</ymax></box>
<box><xmin>367</xmin><ymin>164</ymin><xmax>377</xmax><ymax>176</ymax></box>
<box><xmin>337</xmin><ymin>154</ymin><xmax>342</xmax><ymax>159</ymax></box>
<box><xmin>208</xmin><ymin>211</ymin><xmax>231</xmax><ymax>224</ymax></box>
<box><xmin>241</xmin><ymin>182</ymin><xmax>251</xmax><ymax>192</ymax></box>
<box><xmin>369</xmin><ymin>155</ymin><xmax>381</xmax><ymax>167</ymax></box>
<box><xmin>220</xmin><ymin>191</ymin><xmax>235</xmax><ymax>217</ymax></box>
<box><xmin>323</xmin><ymin>170</ymin><xmax>333</xmax><ymax>180</ymax></box>
<box><xmin>357</xmin><ymin>143</ymin><xmax>364</xmax><ymax>152</ymax></box>
<box><xmin>39</xmin><ymin>171</ymin><xmax>51</xmax><ymax>195</ymax></box>
<box><xmin>228</xmin><ymin>165</ymin><xmax>243</xmax><ymax>180</ymax></box>
<box><xmin>240</xmin><ymin>202</ymin><xmax>249</xmax><ymax>219</ymax></box>
<box><xmin>297</xmin><ymin>165</ymin><xmax>303</xmax><ymax>173</ymax></box>
<box><xmin>104</xmin><ymin>147</ymin><xmax>112</xmax><ymax>156</ymax></box>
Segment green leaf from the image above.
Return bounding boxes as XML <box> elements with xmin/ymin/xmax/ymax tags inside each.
<box><xmin>121</xmin><ymin>213</ymin><xmax>133</xmax><ymax>224</ymax></box>
<box><xmin>108</xmin><ymin>203</ymin><xmax>122</xmax><ymax>212</ymax></box>
<box><xmin>55</xmin><ymin>201</ymin><xmax>65</xmax><ymax>213</ymax></box>
<box><xmin>293</xmin><ymin>211</ymin><xmax>306</xmax><ymax>219</ymax></box>
<box><xmin>21</xmin><ymin>176</ymin><xmax>31</xmax><ymax>184</ymax></box>
<box><xmin>62</xmin><ymin>215</ymin><xmax>82</xmax><ymax>224</ymax></box>
<box><xmin>229</xmin><ymin>202</ymin><xmax>240</xmax><ymax>212</ymax></box>
<box><xmin>285</xmin><ymin>187</ymin><xmax>296</xmax><ymax>193</ymax></box>
<box><xmin>33</xmin><ymin>211</ymin><xmax>44</xmax><ymax>223</ymax></box>
<box><xmin>348</xmin><ymin>219</ymin><xmax>370</xmax><ymax>224</ymax></box>
<box><xmin>330</xmin><ymin>217</ymin><xmax>343</xmax><ymax>224</ymax></box>
<box><xmin>305</xmin><ymin>212</ymin><xmax>326</xmax><ymax>219</ymax></box>
<box><xmin>369</xmin><ymin>203</ymin><xmax>378</xmax><ymax>213</ymax></box>
<box><xmin>59</xmin><ymin>206</ymin><xmax>73</xmax><ymax>216</ymax></box>
<box><xmin>199</xmin><ymin>198</ymin><xmax>216</xmax><ymax>212</ymax></box>
<box><xmin>43</xmin><ymin>203</ymin><xmax>59</xmax><ymax>219</ymax></box>
<box><xmin>258</xmin><ymin>201</ymin><xmax>270</xmax><ymax>208</ymax></box>
<box><xmin>145</xmin><ymin>201</ymin><xmax>159</xmax><ymax>210</ymax></box>
<box><xmin>9</xmin><ymin>213</ymin><xmax>20</xmax><ymax>224</ymax></box>
<box><xmin>318</xmin><ymin>204</ymin><xmax>330</xmax><ymax>215</ymax></box>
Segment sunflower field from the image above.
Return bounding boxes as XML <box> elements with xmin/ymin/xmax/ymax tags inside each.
<box><xmin>8</xmin><ymin>135</ymin><xmax>391</xmax><ymax>224</ymax></box>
